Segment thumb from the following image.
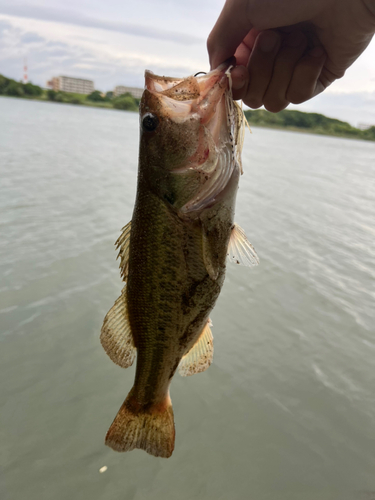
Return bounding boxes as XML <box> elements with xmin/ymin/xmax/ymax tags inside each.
<box><xmin>207</xmin><ymin>0</ymin><xmax>253</xmax><ymax>69</ymax></box>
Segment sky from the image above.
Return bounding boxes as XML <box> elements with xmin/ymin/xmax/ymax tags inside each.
<box><xmin>0</xmin><ymin>0</ymin><xmax>374</xmax><ymax>127</ymax></box>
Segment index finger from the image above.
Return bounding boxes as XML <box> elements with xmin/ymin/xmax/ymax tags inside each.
<box><xmin>207</xmin><ymin>0</ymin><xmax>254</xmax><ymax>69</ymax></box>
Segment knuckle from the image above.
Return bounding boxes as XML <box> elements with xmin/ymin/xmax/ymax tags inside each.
<box><xmin>329</xmin><ymin>67</ymin><xmax>345</xmax><ymax>80</ymax></box>
<box><xmin>264</xmin><ymin>102</ymin><xmax>286</xmax><ymax>113</ymax></box>
<box><xmin>263</xmin><ymin>95</ymin><xmax>288</xmax><ymax>113</ymax></box>
<box><xmin>287</xmin><ymin>88</ymin><xmax>310</xmax><ymax>105</ymax></box>
<box><xmin>245</xmin><ymin>97</ymin><xmax>263</xmax><ymax>109</ymax></box>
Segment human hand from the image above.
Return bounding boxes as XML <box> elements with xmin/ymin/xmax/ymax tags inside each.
<box><xmin>207</xmin><ymin>0</ymin><xmax>375</xmax><ymax>112</ymax></box>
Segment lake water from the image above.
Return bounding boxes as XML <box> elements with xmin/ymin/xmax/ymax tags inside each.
<box><xmin>1</xmin><ymin>96</ymin><xmax>375</xmax><ymax>500</ymax></box>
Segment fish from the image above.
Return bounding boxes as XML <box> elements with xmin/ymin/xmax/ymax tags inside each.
<box><xmin>100</xmin><ymin>63</ymin><xmax>259</xmax><ymax>458</ymax></box>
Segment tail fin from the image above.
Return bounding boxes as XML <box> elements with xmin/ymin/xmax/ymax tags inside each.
<box><xmin>105</xmin><ymin>392</ymin><xmax>175</xmax><ymax>458</ymax></box>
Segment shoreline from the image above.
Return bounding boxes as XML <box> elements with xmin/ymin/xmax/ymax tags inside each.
<box><xmin>1</xmin><ymin>93</ymin><xmax>374</xmax><ymax>143</ymax></box>
<box><xmin>0</xmin><ymin>93</ymin><xmax>115</xmax><ymax>109</ymax></box>
<box><xmin>245</xmin><ymin>122</ymin><xmax>375</xmax><ymax>142</ymax></box>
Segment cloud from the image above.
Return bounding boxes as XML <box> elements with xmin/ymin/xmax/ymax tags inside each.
<box><xmin>0</xmin><ymin>16</ymin><xmax>198</xmax><ymax>91</ymax></box>
<box><xmin>20</xmin><ymin>32</ymin><xmax>44</xmax><ymax>44</ymax></box>
<box><xmin>0</xmin><ymin>3</ymin><xmax>203</xmax><ymax>45</ymax></box>
<box><xmin>45</xmin><ymin>40</ymin><xmax>70</xmax><ymax>48</ymax></box>
<box><xmin>0</xmin><ymin>17</ymin><xmax>10</xmax><ymax>32</ymax></box>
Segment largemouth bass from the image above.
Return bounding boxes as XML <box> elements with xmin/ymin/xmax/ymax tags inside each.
<box><xmin>101</xmin><ymin>64</ymin><xmax>259</xmax><ymax>458</ymax></box>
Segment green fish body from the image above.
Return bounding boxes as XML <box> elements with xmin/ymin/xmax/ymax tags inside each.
<box><xmin>101</xmin><ymin>65</ymin><xmax>259</xmax><ymax>457</ymax></box>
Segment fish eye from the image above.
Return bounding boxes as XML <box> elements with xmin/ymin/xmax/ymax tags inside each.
<box><xmin>142</xmin><ymin>113</ymin><xmax>159</xmax><ymax>132</ymax></box>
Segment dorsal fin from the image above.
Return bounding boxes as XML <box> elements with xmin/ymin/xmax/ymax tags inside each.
<box><xmin>115</xmin><ymin>221</ymin><xmax>131</xmax><ymax>281</ymax></box>
<box><xmin>227</xmin><ymin>223</ymin><xmax>259</xmax><ymax>266</ymax></box>
<box><xmin>100</xmin><ymin>284</ymin><xmax>136</xmax><ymax>368</ymax></box>
<box><xmin>178</xmin><ymin>319</ymin><xmax>213</xmax><ymax>376</ymax></box>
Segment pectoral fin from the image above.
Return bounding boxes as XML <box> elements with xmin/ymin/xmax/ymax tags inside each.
<box><xmin>202</xmin><ymin>229</ymin><xmax>221</xmax><ymax>280</ymax></box>
<box><xmin>115</xmin><ymin>221</ymin><xmax>132</xmax><ymax>281</ymax></box>
<box><xmin>178</xmin><ymin>319</ymin><xmax>213</xmax><ymax>377</ymax></box>
<box><xmin>227</xmin><ymin>223</ymin><xmax>259</xmax><ymax>266</ymax></box>
<box><xmin>100</xmin><ymin>284</ymin><xmax>136</xmax><ymax>368</ymax></box>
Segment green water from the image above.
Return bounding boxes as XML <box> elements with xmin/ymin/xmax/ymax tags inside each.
<box><xmin>1</xmin><ymin>97</ymin><xmax>375</xmax><ymax>500</ymax></box>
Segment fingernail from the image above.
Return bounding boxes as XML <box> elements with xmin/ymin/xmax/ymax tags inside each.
<box><xmin>259</xmin><ymin>31</ymin><xmax>279</xmax><ymax>53</ymax></box>
<box><xmin>310</xmin><ymin>46</ymin><xmax>325</xmax><ymax>58</ymax></box>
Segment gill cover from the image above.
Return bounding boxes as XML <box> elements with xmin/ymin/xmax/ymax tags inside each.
<box><xmin>141</xmin><ymin>65</ymin><xmax>244</xmax><ymax>214</ymax></box>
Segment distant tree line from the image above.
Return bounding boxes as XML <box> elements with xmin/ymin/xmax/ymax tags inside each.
<box><xmin>0</xmin><ymin>74</ymin><xmax>43</xmax><ymax>97</ymax></box>
<box><xmin>86</xmin><ymin>90</ymin><xmax>140</xmax><ymax>111</ymax></box>
<box><xmin>46</xmin><ymin>89</ymin><xmax>82</xmax><ymax>104</ymax></box>
<box><xmin>47</xmin><ymin>88</ymin><xmax>140</xmax><ymax>110</ymax></box>
<box><xmin>244</xmin><ymin>109</ymin><xmax>375</xmax><ymax>141</ymax></box>
<box><xmin>0</xmin><ymin>73</ymin><xmax>140</xmax><ymax>111</ymax></box>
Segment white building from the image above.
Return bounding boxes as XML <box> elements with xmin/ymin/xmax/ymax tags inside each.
<box><xmin>47</xmin><ymin>76</ymin><xmax>94</xmax><ymax>95</ymax></box>
<box><xmin>114</xmin><ymin>85</ymin><xmax>143</xmax><ymax>99</ymax></box>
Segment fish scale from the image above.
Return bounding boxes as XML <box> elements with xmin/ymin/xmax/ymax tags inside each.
<box><xmin>129</xmin><ymin>193</ymin><xmax>192</xmax><ymax>400</ymax></box>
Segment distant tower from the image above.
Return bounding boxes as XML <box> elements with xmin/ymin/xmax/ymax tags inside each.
<box><xmin>23</xmin><ymin>58</ymin><xmax>28</xmax><ymax>84</ymax></box>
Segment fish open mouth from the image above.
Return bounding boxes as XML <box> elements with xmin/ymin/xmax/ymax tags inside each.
<box><xmin>144</xmin><ymin>64</ymin><xmax>230</xmax><ymax>125</ymax></box>
<box><xmin>142</xmin><ymin>64</ymin><xmax>243</xmax><ymax>214</ymax></box>
<box><xmin>145</xmin><ymin>64</ymin><xmax>229</xmax><ymax>102</ymax></box>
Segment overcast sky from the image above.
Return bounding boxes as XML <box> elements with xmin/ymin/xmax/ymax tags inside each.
<box><xmin>0</xmin><ymin>0</ymin><xmax>374</xmax><ymax>126</ymax></box>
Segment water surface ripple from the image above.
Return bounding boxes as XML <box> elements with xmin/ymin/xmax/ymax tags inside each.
<box><xmin>1</xmin><ymin>97</ymin><xmax>375</xmax><ymax>500</ymax></box>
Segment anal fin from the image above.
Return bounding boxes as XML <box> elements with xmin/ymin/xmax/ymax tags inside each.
<box><xmin>178</xmin><ymin>319</ymin><xmax>213</xmax><ymax>377</ymax></box>
<box><xmin>100</xmin><ymin>284</ymin><xmax>136</xmax><ymax>368</ymax></box>
<box><xmin>227</xmin><ymin>223</ymin><xmax>259</xmax><ymax>266</ymax></box>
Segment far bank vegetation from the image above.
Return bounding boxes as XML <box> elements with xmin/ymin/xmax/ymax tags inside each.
<box><xmin>1</xmin><ymin>73</ymin><xmax>374</xmax><ymax>142</ymax></box>
<box><xmin>244</xmin><ymin>109</ymin><xmax>375</xmax><ymax>141</ymax></box>
<box><xmin>0</xmin><ymin>74</ymin><xmax>139</xmax><ymax>111</ymax></box>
